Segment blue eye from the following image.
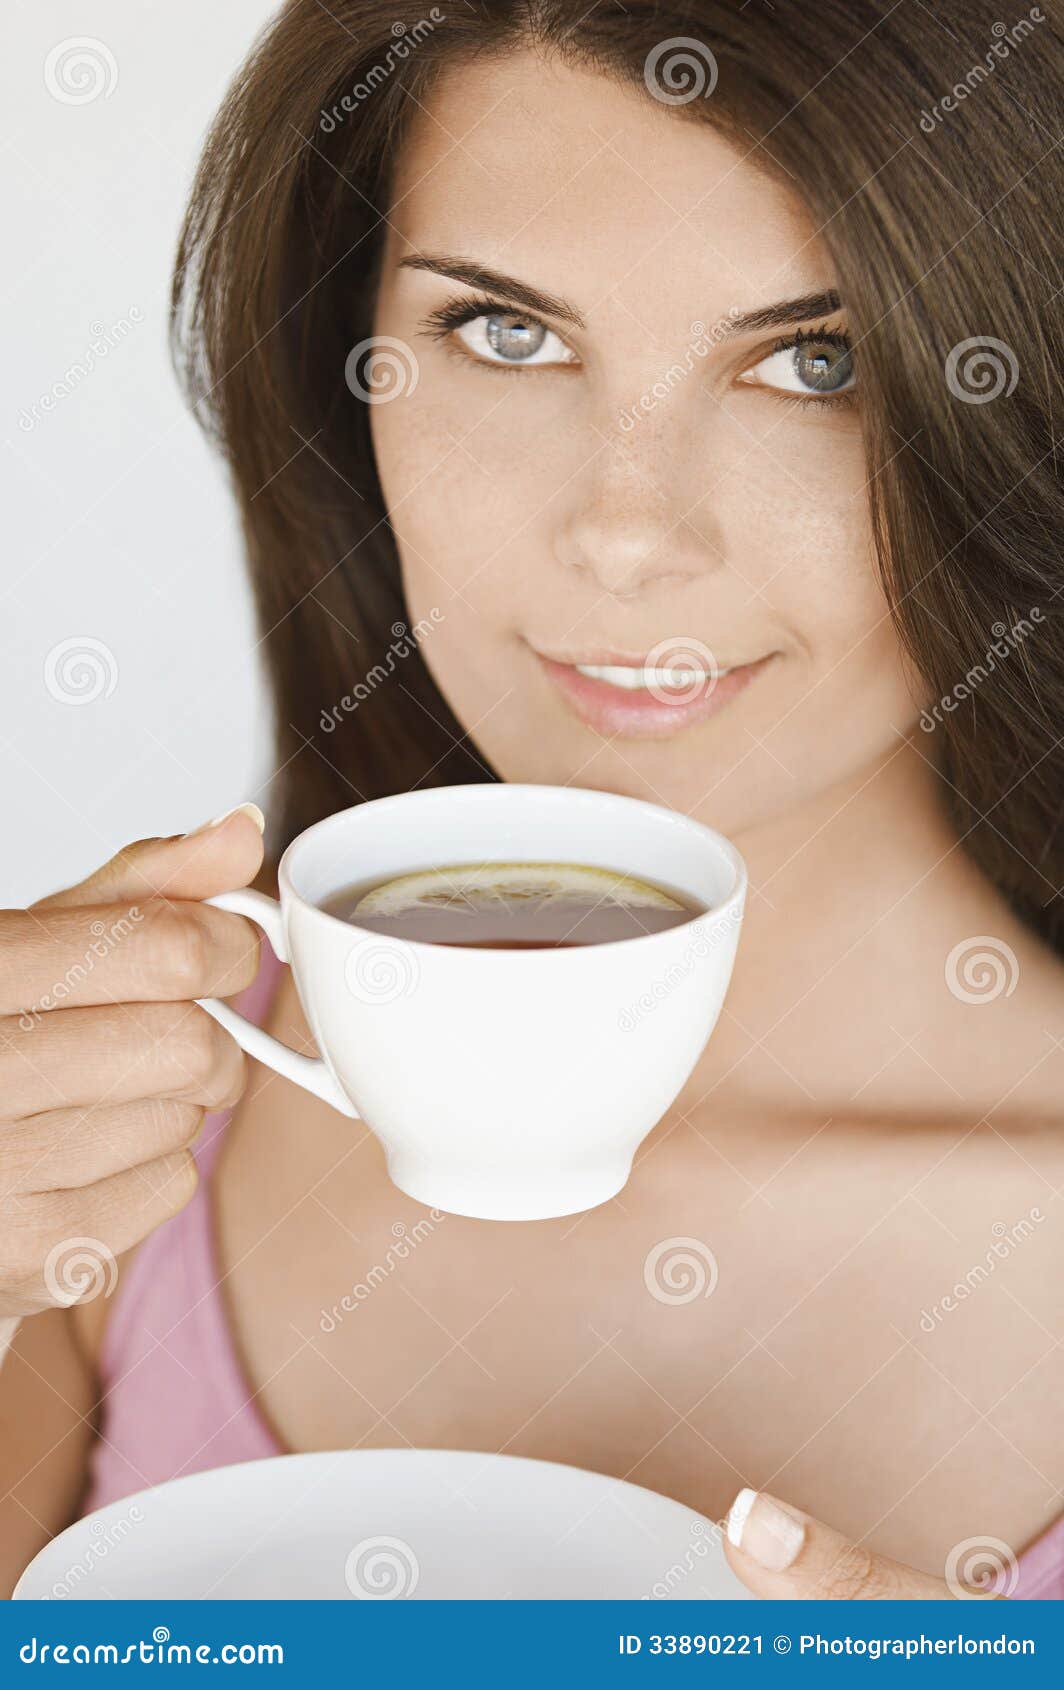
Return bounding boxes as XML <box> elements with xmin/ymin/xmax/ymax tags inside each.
<box><xmin>455</xmin><ymin>311</ymin><xmax>578</xmax><ymax>367</ymax></box>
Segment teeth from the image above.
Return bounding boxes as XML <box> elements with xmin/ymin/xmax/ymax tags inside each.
<box><xmin>574</xmin><ymin>664</ymin><xmax>726</xmax><ymax>690</ymax></box>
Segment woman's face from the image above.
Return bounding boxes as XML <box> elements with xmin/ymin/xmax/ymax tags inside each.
<box><xmin>371</xmin><ymin>49</ymin><xmax>921</xmax><ymax>838</ymax></box>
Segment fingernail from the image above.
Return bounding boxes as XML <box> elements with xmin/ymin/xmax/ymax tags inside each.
<box><xmin>726</xmin><ymin>1488</ymin><xmax>805</xmax><ymax>1571</ymax></box>
<box><xmin>185</xmin><ymin>802</ymin><xmax>265</xmax><ymax>838</ymax></box>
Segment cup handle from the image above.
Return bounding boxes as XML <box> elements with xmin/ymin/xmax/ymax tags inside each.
<box><xmin>196</xmin><ymin>889</ymin><xmax>359</xmax><ymax>1118</ymax></box>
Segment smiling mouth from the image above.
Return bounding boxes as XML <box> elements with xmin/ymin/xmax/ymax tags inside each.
<box><xmin>532</xmin><ymin>646</ymin><xmax>774</xmax><ymax>739</ymax></box>
<box><xmin>571</xmin><ymin>662</ymin><xmax>728</xmax><ymax>691</ymax></box>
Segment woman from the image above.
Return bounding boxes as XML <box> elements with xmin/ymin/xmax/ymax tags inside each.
<box><xmin>1</xmin><ymin>0</ymin><xmax>1062</xmax><ymax>1599</ymax></box>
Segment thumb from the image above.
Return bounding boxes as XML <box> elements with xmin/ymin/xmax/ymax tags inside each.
<box><xmin>723</xmin><ymin>1488</ymin><xmax>999</xmax><ymax>1600</ymax></box>
<box><xmin>33</xmin><ymin>802</ymin><xmax>267</xmax><ymax>910</ymax></box>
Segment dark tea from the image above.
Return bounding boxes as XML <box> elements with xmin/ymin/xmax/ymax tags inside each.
<box><xmin>321</xmin><ymin>862</ymin><xmax>704</xmax><ymax>949</ymax></box>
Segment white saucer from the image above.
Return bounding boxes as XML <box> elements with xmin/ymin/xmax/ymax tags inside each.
<box><xmin>14</xmin><ymin>1449</ymin><xmax>751</xmax><ymax>1600</ymax></box>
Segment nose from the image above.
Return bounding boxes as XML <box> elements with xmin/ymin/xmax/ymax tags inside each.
<box><xmin>551</xmin><ymin>415</ymin><xmax>724</xmax><ymax>598</ymax></box>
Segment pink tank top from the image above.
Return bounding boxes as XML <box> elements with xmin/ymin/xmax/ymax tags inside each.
<box><xmin>81</xmin><ymin>946</ymin><xmax>1064</xmax><ymax>1597</ymax></box>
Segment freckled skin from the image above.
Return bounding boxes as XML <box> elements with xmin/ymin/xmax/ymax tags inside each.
<box><xmin>370</xmin><ymin>48</ymin><xmax>915</xmax><ymax>840</ymax></box>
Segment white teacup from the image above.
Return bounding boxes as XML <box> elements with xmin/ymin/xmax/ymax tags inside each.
<box><xmin>198</xmin><ymin>784</ymin><xmax>746</xmax><ymax>1221</ymax></box>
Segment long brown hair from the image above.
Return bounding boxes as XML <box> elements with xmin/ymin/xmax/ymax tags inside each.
<box><xmin>173</xmin><ymin>0</ymin><xmax>1064</xmax><ymax>946</ymax></box>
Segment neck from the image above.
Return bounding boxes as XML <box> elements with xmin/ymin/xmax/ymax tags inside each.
<box><xmin>684</xmin><ymin>734</ymin><xmax>1007</xmax><ymax>1117</ymax></box>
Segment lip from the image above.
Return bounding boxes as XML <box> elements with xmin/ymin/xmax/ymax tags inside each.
<box><xmin>533</xmin><ymin>647</ymin><xmax>775</xmax><ymax>739</ymax></box>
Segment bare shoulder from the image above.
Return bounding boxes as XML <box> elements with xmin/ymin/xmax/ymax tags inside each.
<box><xmin>938</xmin><ymin>910</ymin><xmax>1064</xmax><ymax>1119</ymax></box>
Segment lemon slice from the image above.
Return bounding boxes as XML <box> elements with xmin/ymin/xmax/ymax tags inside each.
<box><xmin>352</xmin><ymin>862</ymin><xmax>685</xmax><ymax>917</ymax></box>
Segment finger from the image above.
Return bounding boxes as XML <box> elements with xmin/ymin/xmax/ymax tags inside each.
<box><xmin>2</xmin><ymin>1151</ymin><xmax>200</xmax><ymax>1315</ymax></box>
<box><xmin>723</xmin><ymin>1488</ymin><xmax>960</xmax><ymax>1600</ymax></box>
<box><xmin>3</xmin><ymin>1100</ymin><xmax>206</xmax><ymax>1194</ymax></box>
<box><xmin>33</xmin><ymin>802</ymin><xmax>265</xmax><ymax>910</ymax></box>
<box><xmin>0</xmin><ymin>1002</ymin><xmax>246</xmax><ymax>1118</ymax></box>
<box><xmin>0</xmin><ymin>896</ymin><xmax>261</xmax><ymax>1016</ymax></box>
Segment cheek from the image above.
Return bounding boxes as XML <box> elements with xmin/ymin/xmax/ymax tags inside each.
<box><xmin>705</xmin><ymin>416</ymin><xmax>924</xmax><ymax>739</ymax></box>
<box><xmin>371</xmin><ymin>384</ymin><xmax>555</xmax><ymax>587</ymax></box>
<box><xmin>371</xmin><ymin>378</ymin><xmax>576</xmax><ymax>666</ymax></box>
<box><xmin>713</xmin><ymin>410</ymin><xmax>885</xmax><ymax>647</ymax></box>
<box><xmin>370</xmin><ymin>392</ymin><xmax>529</xmax><ymax>726</ymax></box>
<box><xmin>763</xmin><ymin>527</ymin><xmax>924</xmax><ymax>762</ymax></box>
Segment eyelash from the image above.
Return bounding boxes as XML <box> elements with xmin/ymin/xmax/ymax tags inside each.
<box><xmin>420</xmin><ymin>291</ymin><xmax>581</xmax><ymax>381</ymax></box>
<box><xmin>419</xmin><ymin>295</ymin><xmax>856</xmax><ymax>406</ymax></box>
<box><xmin>764</xmin><ymin>324</ymin><xmax>856</xmax><ymax>412</ymax></box>
<box><xmin>421</xmin><ymin>292</ymin><xmax>537</xmax><ymax>355</ymax></box>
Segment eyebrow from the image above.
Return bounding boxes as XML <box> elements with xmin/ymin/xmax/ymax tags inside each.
<box><xmin>398</xmin><ymin>254</ymin><xmax>841</xmax><ymax>337</ymax></box>
<box><xmin>727</xmin><ymin>291</ymin><xmax>842</xmax><ymax>333</ymax></box>
<box><xmin>399</xmin><ymin>254</ymin><xmax>586</xmax><ymax>329</ymax></box>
